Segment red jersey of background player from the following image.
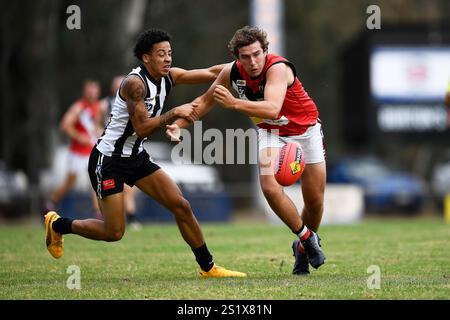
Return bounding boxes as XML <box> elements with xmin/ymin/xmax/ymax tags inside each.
<box><xmin>69</xmin><ymin>98</ymin><xmax>101</xmax><ymax>155</ymax></box>
<box><xmin>230</xmin><ymin>54</ymin><xmax>318</xmax><ymax>136</ymax></box>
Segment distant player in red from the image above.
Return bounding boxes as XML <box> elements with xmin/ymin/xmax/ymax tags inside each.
<box><xmin>169</xmin><ymin>26</ymin><xmax>326</xmax><ymax>275</ymax></box>
<box><xmin>46</xmin><ymin>80</ymin><xmax>103</xmax><ymax>214</ymax></box>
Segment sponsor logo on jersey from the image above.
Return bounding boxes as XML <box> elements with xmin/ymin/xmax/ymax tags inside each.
<box><xmin>235</xmin><ymin>80</ymin><xmax>246</xmax><ymax>98</ymax></box>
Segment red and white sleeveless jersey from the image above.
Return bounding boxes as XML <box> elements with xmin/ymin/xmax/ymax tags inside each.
<box><xmin>230</xmin><ymin>54</ymin><xmax>318</xmax><ymax>136</ymax></box>
<box><xmin>69</xmin><ymin>98</ymin><xmax>100</xmax><ymax>155</ymax></box>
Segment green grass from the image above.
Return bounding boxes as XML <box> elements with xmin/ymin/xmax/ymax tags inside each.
<box><xmin>0</xmin><ymin>218</ymin><xmax>449</xmax><ymax>299</ymax></box>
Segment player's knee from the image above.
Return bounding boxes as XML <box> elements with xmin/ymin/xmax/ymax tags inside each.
<box><xmin>178</xmin><ymin>198</ymin><xmax>192</xmax><ymax>214</ymax></box>
<box><xmin>171</xmin><ymin>197</ymin><xmax>192</xmax><ymax>217</ymax></box>
<box><xmin>106</xmin><ymin>229</ymin><xmax>125</xmax><ymax>242</ymax></box>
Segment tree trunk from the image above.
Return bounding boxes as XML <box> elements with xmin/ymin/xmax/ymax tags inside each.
<box><xmin>23</xmin><ymin>0</ymin><xmax>60</xmax><ymax>214</ymax></box>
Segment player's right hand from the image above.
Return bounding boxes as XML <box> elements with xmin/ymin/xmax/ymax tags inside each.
<box><xmin>174</xmin><ymin>103</ymin><xmax>199</xmax><ymax>123</ymax></box>
<box><xmin>166</xmin><ymin>124</ymin><xmax>181</xmax><ymax>143</ymax></box>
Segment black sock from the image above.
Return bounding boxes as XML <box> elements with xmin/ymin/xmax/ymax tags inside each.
<box><xmin>52</xmin><ymin>217</ymin><xmax>74</xmax><ymax>234</ymax></box>
<box><xmin>192</xmin><ymin>243</ymin><xmax>214</xmax><ymax>272</ymax></box>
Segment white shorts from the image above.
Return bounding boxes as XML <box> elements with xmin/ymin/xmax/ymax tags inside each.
<box><xmin>257</xmin><ymin>122</ymin><xmax>325</xmax><ymax>164</ymax></box>
<box><xmin>67</xmin><ymin>151</ymin><xmax>90</xmax><ymax>174</ymax></box>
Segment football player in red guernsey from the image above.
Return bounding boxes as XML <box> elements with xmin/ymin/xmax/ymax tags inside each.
<box><xmin>169</xmin><ymin>26</ymin><xmax>326</xmax><ymax>275</ymax></box>
<box><xmin>45</xmin><ymin>80</ymin><xmax>103</xmax><ymax>216</ymax></box>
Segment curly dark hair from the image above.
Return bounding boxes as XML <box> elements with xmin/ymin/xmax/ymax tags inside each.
<box><xmin>133</xmin><ymin>29</ymin><xmax>172</xmax><ymax>61</ymax></box>
<box><xmin>228</xmin><ymin>26</ymin><xmax>269</xmax><ymax>59</ymax></box>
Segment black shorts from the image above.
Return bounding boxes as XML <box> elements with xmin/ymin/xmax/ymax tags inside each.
<box><xmin>88</xmin><ymin>147</ymin><xmax>160</xmax><ymax>199</ymax></box>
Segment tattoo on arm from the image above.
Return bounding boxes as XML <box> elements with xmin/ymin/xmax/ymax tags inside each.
<box><xmin>122</xmin><ymin>76</ymin><xmax>145</xmax><ymax>117</ymax></box>
<box><xmin>159</xmin><ymin>109</ymin><xmax>176</xmax><ymax>127</ymax></box>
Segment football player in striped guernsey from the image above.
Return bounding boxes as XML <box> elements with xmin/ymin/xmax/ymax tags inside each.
<box><xmin>45</xmin><ymin>29</ymin><xmax>246</xmax><ymax>278</ymax></box>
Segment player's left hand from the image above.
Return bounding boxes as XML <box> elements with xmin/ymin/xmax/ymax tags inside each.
<box><xmin>214</xmin><ymin>85</ymin><xmax>236</xmax><ymax>109</ymax></box>
<box><xmin>174</xmin><ymin>102</ymin><xmax>200</xmax><ymax>122</ymax></box>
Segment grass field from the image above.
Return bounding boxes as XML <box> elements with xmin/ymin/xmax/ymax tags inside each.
<box><xmin>0</xmin><ymin>217</ymin><xmax>449</xmax><ymax>300</ymax></box>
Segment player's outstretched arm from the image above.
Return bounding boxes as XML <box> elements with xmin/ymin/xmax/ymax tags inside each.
<box><xmin>170</xmin><ymin>63</ymin><xmax>230</xmax><ymax>85</ymax></box>
<box><xmin>166</xmin><ymin>64</ymin><xmax>233</xmax><ymax>142</ymax></box>
<box><xmin>121</xmin><ymin>75</ymin><xmax>199</xmax><ymax>138</ymax></box>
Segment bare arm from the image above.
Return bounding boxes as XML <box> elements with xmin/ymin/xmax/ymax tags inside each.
<box><xmin>174</xmin><ymin>63</ymin><xmax>233</xmax><ymax>127</ymax></box>
<box><xmin>166</xmin><ymin>64</ymin><xmax>233</xmax><ymax>142</ymax></box>
<box><xmin>214</xmin><ymin>63</ymin><xmax>290</xmax><ymax>119</ymax></box>
<box><xmin>60</xmin><ymin>102</ymin><xmax>91</xmax><ymax>146</ymax></box>
<box><xmin>121</xmin><ymin>75</ymin><xmax>199</xmax><ymax>138</ymax></box>
<box><xmin>167</xmin><ymin>63</ymin><xmax>292</xmax><ymax>142</ymax></box>
<box><xmin>170</xmin><ymin>63</ymin><xmax>229</xmax><ymax>85</ymax></box>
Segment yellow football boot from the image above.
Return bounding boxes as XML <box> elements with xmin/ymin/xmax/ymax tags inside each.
<box><xmin>45</xmin><ymin>211</ymin><xmax>64</xmax><ymax>259</ymax></box>
<box><xmin>199</xmin><ymin>264</ymin><xmax>247</xmax><ymax>278</ymax></box>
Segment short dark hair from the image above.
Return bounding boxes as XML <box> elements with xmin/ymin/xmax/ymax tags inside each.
<box><xmin>133</xmin><ymin>29</ymin><xmax>172</xmax><ymax>61</ymax></box>
<box><xmin>228</xmin><ymin>26</ymin><xmax>269</xmax><ymax>59</ymax></box>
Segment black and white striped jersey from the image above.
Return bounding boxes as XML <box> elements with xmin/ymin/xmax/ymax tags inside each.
<box><xmin>96</xmin><ymin>65</ymin><xmax>173</xmax><ymax>157</ymax></box>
